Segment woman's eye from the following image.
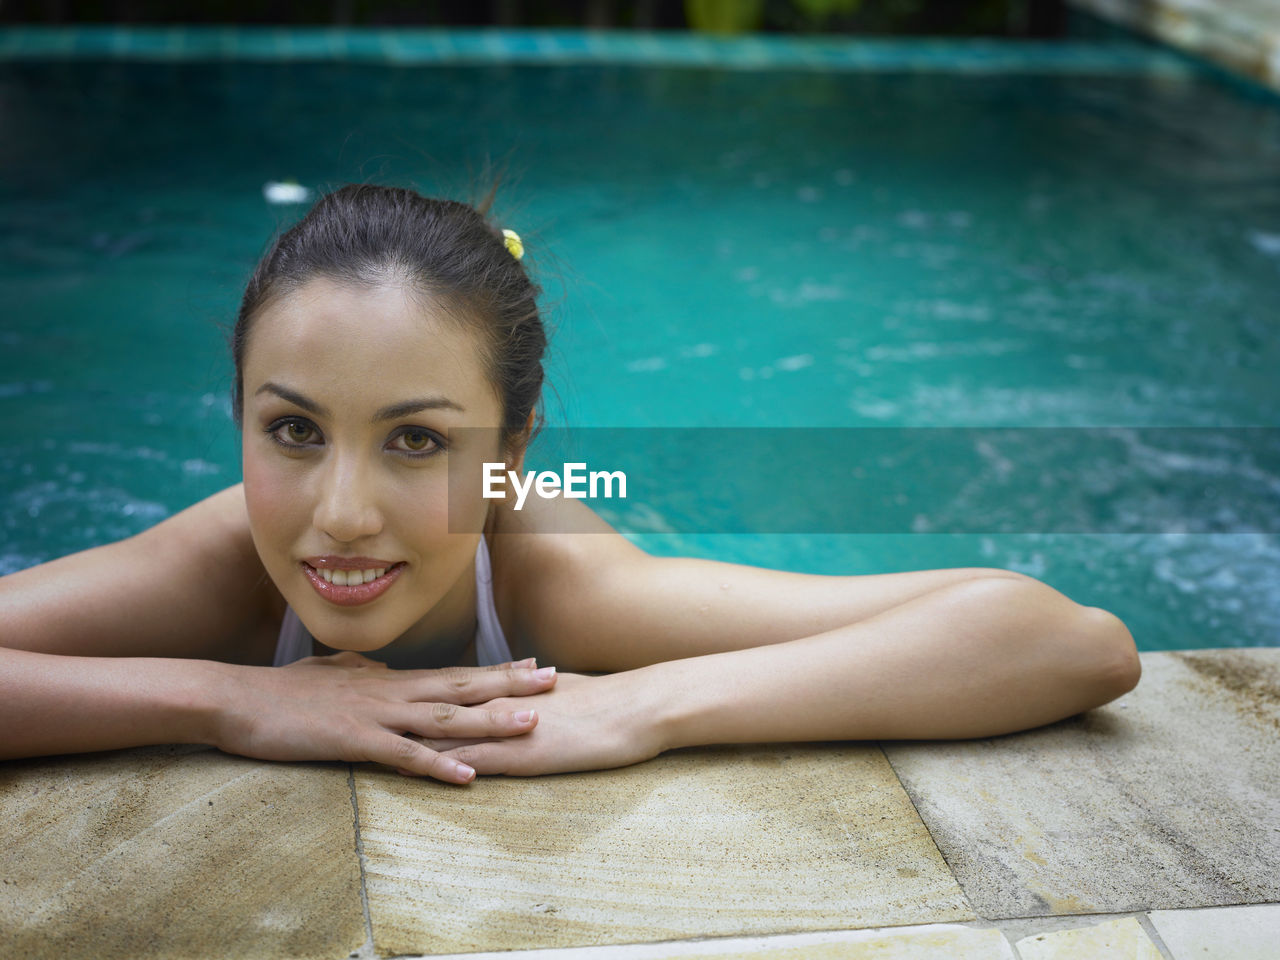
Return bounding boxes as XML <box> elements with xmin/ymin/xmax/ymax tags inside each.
<box><xmin>266</xmin><ymin>418</ymin><xmax>321</xmax><ymax>448</ymax></box>
<box><xmin>390</xmin><ymin>428</ymin><xmax>443</xmax><ymax>457</ymax></box>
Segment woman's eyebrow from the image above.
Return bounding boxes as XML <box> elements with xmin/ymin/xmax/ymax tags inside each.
<box><xmin>254</xmin><ymin>381</ymin><xmax>465</xmax><ymax>420</ymax></box>
<box><xmin>373</xmin><ymin>397</ymin><xmax>466</xmax><ymax>421</ymax></box>
<box><xmin>256</xmin><ymin>382</ymin><xmax>327</xmax><ymax>416</ymax></box>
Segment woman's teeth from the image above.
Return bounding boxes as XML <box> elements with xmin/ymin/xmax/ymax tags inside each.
<box><xmin>319</xmin><ymin>567</ymin><xmax>386</xmax><ymax>585</ymax></box>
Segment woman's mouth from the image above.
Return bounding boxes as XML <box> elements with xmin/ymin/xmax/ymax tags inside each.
<box><xmin>301</xmin><ymin>561</ymin><xmax>405</xmax><ymax>606</ymax></box>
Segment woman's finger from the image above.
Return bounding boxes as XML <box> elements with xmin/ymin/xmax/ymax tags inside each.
<box><xmin>406</xmin><ymin>734</ymin><xmax>495</xmax><ymax>752</ymax></box>
<box><xmin>366</xmin><ymin>731</ymin><xmax>475</xmax><ymax>784</ymax></box>
<box><xmin>405</xmin><ymin>663</ymin><xmax>557</xmax><ymax>705</ymax></box>
<box><xmin>442</xmin><ymin>741</ymin><xmax>517</xmax><ymax>776</ymax></box>
<box><xmin>394</xmin><ymin>736</ymin><xmax>500</xmax><ymax>776</ymax></box>
<box><xmin>390</xmin><ymin>702</ymin><xmax>538</xmax><ymax>740</ymax></box>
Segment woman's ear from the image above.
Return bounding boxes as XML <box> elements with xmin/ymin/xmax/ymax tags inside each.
<box><xmin>505</xmin><ymin>409</ymin><xmax>536</xmax><ymax>475</ymax></box>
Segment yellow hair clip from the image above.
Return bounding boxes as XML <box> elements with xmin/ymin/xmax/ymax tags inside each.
<box><xmin>502</xmin><ymin>228</ymin><xmax>524</xmax><ymax>261</ymax></box>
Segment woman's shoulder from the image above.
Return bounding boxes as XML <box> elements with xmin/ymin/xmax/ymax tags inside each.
<box><xmin>0</xmin><ymin>483</ymin><xmax>285</xmax><ymax>662</ymax></box>
<box><xmin>485</xmin><ymin>496</ymin><xmax>646</xmax><ymax>665</ymax></box>
<box><xmin>144</xmin><ymin>483</ymin><xmax>289</xmax><ymax>659</ymax></box>
<box><xmin>487</xmin><ymin>495</ymin><xmax>640</xmax><ymax>575</ymax></box>
<box><xmin>147</xmin><ymin>483</ymin><xmax>277</xmax><ymax>593</ymax></box>
<box><xmin>158</xmin><ymin>484</ymin><xmax>288</xmax><ymax>656</ymax></box>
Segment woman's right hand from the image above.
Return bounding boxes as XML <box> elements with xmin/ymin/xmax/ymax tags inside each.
<box><xmin>210</xmin><ymin>651</ymin><xmax>557</xmax><ymax>784</ymax></box>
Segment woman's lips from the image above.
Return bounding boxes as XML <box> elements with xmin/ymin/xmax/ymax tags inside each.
<box><xmin>302</xmin><ymin>561</ymin><xmax>405</xmax><ymax>606</ymax></box>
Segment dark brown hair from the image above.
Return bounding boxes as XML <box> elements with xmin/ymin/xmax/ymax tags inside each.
<box><xmin>231</xmin><ymin>184</ymin><xmax>545</xmax><ymax>447</ymax></box>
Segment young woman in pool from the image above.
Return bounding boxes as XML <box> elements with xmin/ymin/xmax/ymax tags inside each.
<box><xmin>0</xmin><ymin>185</ymin><xmax>1140</xmax><ymax>785</ymax></box>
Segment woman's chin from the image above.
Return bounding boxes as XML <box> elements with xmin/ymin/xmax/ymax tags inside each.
<box><xmin>297</xmin><ymin>612</ymin><xmax>399</xmax><ymax>655</ymax></box>
<box><xmin>312</xmin><ymin>635</ymin><xmax>395</xmax><ymax>656</ymax></box>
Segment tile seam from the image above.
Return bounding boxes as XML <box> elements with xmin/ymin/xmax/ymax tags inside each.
<box><xmin>1135</xmin><ymin>911</ymin><xmax>1179</xmax><ymax>960</ymax></box>
<box><xmin>990</xmin><ymin>907</ymin><xmax>1174</xmax><ymax>922</ymax></box>
<box><xmin>1005</xmin><ymin>923</ymin><xmax>1026</xmax><ymax>960</ymax></box>
<box><xmin>873</xmin><ymin>741</ymin><xmax>982</xmax><ymax>922</ymax></box>
<box><xmin>347</xmin><ymin>763</ymin><xmax>378</xmax><ymax>960</ymax></box>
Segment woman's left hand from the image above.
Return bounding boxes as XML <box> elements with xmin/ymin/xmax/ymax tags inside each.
<box><xmin>400</xmin><ymin>670</ymin><xmax>669</xmax><ymax>777</ymax></box>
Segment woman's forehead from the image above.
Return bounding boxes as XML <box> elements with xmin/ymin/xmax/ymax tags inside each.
<box><xmin>243</xmin><ymin>277</ymin><xmax>501</xmax><ymax>418</ymax></box>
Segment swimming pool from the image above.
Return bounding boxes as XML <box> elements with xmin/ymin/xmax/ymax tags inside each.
<box><xmin>1</xmin><ymin>28</ymin><xmax>1277</xmax><ymax>650</ymax></box>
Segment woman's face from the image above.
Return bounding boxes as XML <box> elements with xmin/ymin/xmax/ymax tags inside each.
<box><xmin>240</xmin><ymin>276</ymin><xmax>509</xmax><ymax>654</ymax></box>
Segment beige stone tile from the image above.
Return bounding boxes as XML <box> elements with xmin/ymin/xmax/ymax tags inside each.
<box><xmin>0</xmin><ymin>745</ymin><xmax>365</xmax><ymax>959</ymax></box>
<box><xmin>881</xmin><ymin>649</ymin><xmax>1280</xmax><ymax>917</ymax></box>
<box><xmin>354</xmin><ymin>743</ymin><xmax>974</xmax><ymax>955</ymax></box>
<box><xmin>398</xmin><ymin>924</ymin><xmax>1015</xmax><ymax>960</ymax></box>
<box><xmin>1015</xmin><ymin>917</ymin><xmax>1164</xmax><ymax>960</ymax></box>
<box><xmin>994</xmin><ymin>912</ymin><xmax>1169</xmax><ymax>954</ymax></box>
<box><xmin>1149</xmin><ymin>903</ymin><xmax>1280</xmax><ymax>960</ymax></box>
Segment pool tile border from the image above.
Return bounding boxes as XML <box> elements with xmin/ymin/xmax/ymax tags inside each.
<box><xmin>0</xmin><ymin>26</ymin><xmax>1196</xmax><ymax>76</ymax></box>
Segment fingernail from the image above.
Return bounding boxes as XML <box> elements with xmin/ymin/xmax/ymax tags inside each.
<box><xmin>454</xmin><ymin>763</ymin><xmax>475</xmax><ymax>782</ymax></box>
<box><xmin>535</xmin><ymin>666</ymin><xmax>556</xmax><ymax>681</ymax></box>
<box><xmin>514</xmin><ymin>710</ymin><xmax>535</xmax><ymax>723</ymax></box>
<box><xmin>517</xmin><ymin>657</ymin><xmax>537</xmax><ymax>668</ymax></box>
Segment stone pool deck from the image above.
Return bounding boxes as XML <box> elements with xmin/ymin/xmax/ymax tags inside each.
<box><xmin>2</xmin><ymin>648</ymin><xmax>1277</xmax><ymax>959</ymax></box>
<box><xmin>1070</xmin><ymin>0</ymin><xmax>1280</xmax><ymax>93</ymax></box>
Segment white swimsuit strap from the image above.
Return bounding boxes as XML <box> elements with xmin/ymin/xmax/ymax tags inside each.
<box><xmin>474</xmin><ymin>535</ymin><xmax>514</xmax><ymax>666</ymax></box>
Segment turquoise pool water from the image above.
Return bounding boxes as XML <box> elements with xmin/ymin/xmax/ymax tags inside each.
<box><xmin>1</xmin><ymin>32</ymin><xmax>1278</xmax><ymax>649</ymax></box>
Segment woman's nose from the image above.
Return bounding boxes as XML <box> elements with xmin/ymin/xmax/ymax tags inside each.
<box><xmin>312</xmin><ymin>452</ymin><xmax>384</xmax><ymax>544</ymax></box>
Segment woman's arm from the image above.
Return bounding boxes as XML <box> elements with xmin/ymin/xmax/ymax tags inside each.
<box><xmin>428</xmin><ymin>576</ymin><xmax>1138</xmax><ymax>776</ymax></box>
<box><xmin>0</xmin><ymin>646</ymin><xmax>225</xmax><ymax>758</ymax></box>
<box><xmin>493</xmin><ymin>499</ymin><xmax>1116</xmax><ymax>674</ymax></box>
<box><xmin>652</xmin><ymin>575</ymin><xmax>1139</xmax><ymax>747</ymax></box>
<box><xmin>0</xmin><ymin>644</ymin><xmax>558</xmax><ymax>783</ymax></box>
<box><xmin>421</xmin><ymin>505</ymin><xmax>1139</xmax><ymax>775</ymax></box>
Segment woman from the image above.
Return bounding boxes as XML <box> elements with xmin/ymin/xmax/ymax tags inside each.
<box><xmin>0</xmin><ymin>185</ymin><xmax>1141</xmax><ymax>784</ymax></box>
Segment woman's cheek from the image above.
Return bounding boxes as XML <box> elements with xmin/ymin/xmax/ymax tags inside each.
<box><xmin>394</xmin><ymin>475</ymin><xmax>453</xmax><ymax>549</ymax></box>
<box><xmin>437</xmin><ymin>451</ymin><xmax>496</xmax><ymax>535</ymax></box>
<box><xmin>242</xmin><ymin>448</ymin><xmax>302</xmax><ymax>562</ymax></box>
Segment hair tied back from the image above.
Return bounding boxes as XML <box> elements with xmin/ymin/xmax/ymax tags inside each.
<box><xmin>502</xmin><ymin>228</ymin><xmax>525</xmax><ymax>261</ymax></box>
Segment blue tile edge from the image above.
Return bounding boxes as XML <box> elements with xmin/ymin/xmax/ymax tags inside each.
<box><xmin>0</xmin><ymin>26</ymin><xmax>1196</xmax><ymax>76</ymax></box>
